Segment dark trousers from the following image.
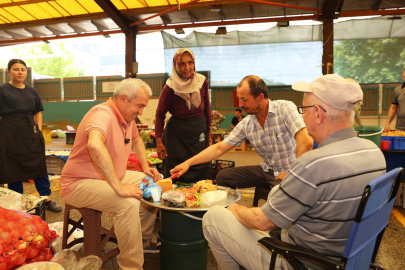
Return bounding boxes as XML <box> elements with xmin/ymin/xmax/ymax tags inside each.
<box><xmin>216</xmin><ymin>165</ymin><xmax>281</xmax><ymax>189</ymax></box>
<box><xmin>8</xmin><ymin>175</ymin><xmax>51</xmax><ymax>196</ymax></box>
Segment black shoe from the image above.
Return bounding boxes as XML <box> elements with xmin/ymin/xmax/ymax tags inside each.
<box><xmin>46</xmin><ymin>201</ymin><xmax>62</xmax><ymax>212</ymax></box>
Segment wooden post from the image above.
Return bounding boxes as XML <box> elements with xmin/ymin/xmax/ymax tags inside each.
<box><xmin>322</xmin><ymin>0</ymin><xmax>339</xmax><ymax>75</ymax></box>
<box><xmin>125</xmin><ymin>29</ymin><xmax>137</xmax><ymax>78</ymax></box>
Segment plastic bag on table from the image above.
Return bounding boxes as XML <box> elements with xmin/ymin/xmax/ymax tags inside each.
<box><xmin>161</xmin><ymin>190</ymin><xmax>186</xmax><ymax>208</ymax></box>
<box><xmin>17</xmin><ymin>262</ymin><xmax>65</xmax><ymax>270</ymax></box>
<box><xmin>200</xmin><ymin>189</ymin><xmax>229</xmax><ymax>207</ymax></box>
<box><xmin>0</xmin><ymin>194</ymin><xmax>22</xmax><ymax>211</ymax></box>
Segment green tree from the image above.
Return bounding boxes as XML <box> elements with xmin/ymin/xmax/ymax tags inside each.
<box><xmin>14</xmin><ymin>42</ymin><xmax>85</xmax><ymax>78</ymax></box>
<box><xmin>334</xmin><ymin>38</ymin><xmax>405</xmax><ymax>83</ymax></box>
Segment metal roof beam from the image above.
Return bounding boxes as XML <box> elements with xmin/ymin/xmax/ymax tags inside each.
<box><xmin>68</xmin><ymin>23</ymin><xmax>87</xmax><ymax>34</ymax></box>
<box><xmin>24</xmin><ymin>28</ymin><xmax>46</xmax><ymax>38</ymax></box>
<box><xmin>371</xmin><ymin>0</ymin><xmax>384</xmax><ymax>10</ymax></box>
<box><xmin>219</xmin><ymin>11</ymin><xmax>226</xmax><ymax>20</ymax></box>
<box><xmin>160</xmin><ymin>15</ymin><xmax>171</xmax><ymax>25</ymax></box>
<box><xmin>4</xmin><ymin>30</ymin><xmax>29</xmax><ymax>39</ymax></box>
<box><xmin>91</xmin><ymin>20</ymin><xmax>109</xmax><ymax>31</ymax></box>
<box><xmin>240</xmin><ymin>0</ymin><xmax>322</xmax><ymax>13</ymax></box>
<box><xmin>250</xmin><ymin>5</ymin><xmax>255</xmax><ymax>18</ymax></box>
<box><xmin>188</xmin><ymin>11</ymin><xmax>198</xmax><ymax>23</ymax></box>
<box><xmin>94</xmin><ymin>0</ymin><xmax>132</xmax><ymax>33</ymax></box>
<box><xmin>45</xmin><ymin>26</ymin><xmax>67</xmax><ymax>36</ymax></box>
<box><xmin>137</xmin><ymin>14</ymin><xmax>318</xmax><ymax>32</ymax></box>
<box><xmin>130</xmin><ymin>0</ymin><xmax>201</xmax><ymax>26</ymax></box>
<box><xmin>0</xmin><ymin>30</ymin><xmax>122</xmax><ymax>46</ymax></box>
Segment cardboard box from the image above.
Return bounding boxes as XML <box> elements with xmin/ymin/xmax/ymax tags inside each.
<box><xmin>46</xmin><ymin>156</ymin><xmax>65</xmax><ymax>175</ymax></box>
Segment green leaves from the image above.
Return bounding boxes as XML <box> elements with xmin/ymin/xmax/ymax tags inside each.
<box><xmin>334</xmin><ymin>38</ymin><xmax>405</xmax><ymax>83</ymax></box>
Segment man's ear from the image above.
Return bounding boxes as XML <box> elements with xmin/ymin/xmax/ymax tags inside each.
<box><xmin>316</xmin><ymin>106</ymin><xmax>323</xmax><ymax>125</ymax></box>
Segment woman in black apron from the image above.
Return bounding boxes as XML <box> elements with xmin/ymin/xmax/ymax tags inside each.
<box><xmin>155</xmin><ymin>49</ymin><xmax>212</xmax><ymax>183</ymax></box>
<box><xmin>0</xmin><ymin>59</ymin><xmax>61</xmax><ymax>212</ymax></box>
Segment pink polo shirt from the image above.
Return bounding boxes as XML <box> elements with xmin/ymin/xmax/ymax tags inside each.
<box><xmin>60</xmin><ymin>98</ymin><xmax>138</xmax><ymax>196</ymax></box>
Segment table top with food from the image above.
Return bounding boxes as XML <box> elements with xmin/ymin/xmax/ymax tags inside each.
<box><xmin>140</xmin><ymin>178</ymin><xmax>241</xmax><ymax>212</ymax></box>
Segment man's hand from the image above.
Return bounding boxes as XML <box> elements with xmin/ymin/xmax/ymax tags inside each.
<box><xmin>170</xmin><ymin>162</ymin><xmax>190</xmax><ymax>178</ymax></box>
<box><xmin>227</xmin><ymin>204</ymin><xmax>239</xmax><ymax>215</ymax></box>
<box><xmin>384</xmin><ymin>124</ymin><xmax>391</xmax><ymax>133</ymax></box>
<box><xmin>144</xmin><ymin>167</ymin><xmax>162</xmax><ymax>182</ymax></box>
<box><xmin>115</xmin><ymin>183</ymin><xmax>143</xmax><ymax>200</ymax></box>
<box><xmin>276</xmin><ymin>171</ymin><xmax>287</xmax><ymax>180</ymax></box>
<box><xmin>209</xmin><ymin>127</ymin><xmax>212</xmax><ymax>142</ymax></box>
<box><xmin>156</xmin><ymin>139</ymin><xmax>167</xmax><ymax>159</ymax></box>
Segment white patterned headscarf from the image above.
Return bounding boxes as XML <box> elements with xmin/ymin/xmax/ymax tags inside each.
<box><xmin>166</xmin><ymin>48</ymin><xmax>206</xmax><ymax>110</ymax></box>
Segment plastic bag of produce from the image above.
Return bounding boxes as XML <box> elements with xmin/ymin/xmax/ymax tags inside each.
<box><xmin>143</xmin><ymin>184</ymin><xmax>162</xmax><ymax>202</ymax></box>
<box><xmin>0</xmin><ymin>194</ymin><xmax>22</xmax><ymax>211</ymax></box>
<box><xmin>161</xmin><ymin>190</ymin><xmax>186</xmax><ymax>208</ymax></box>
<box><xmin>0</xmin><ymin>207</ymin><xmax>58</xmax><ymax>270</ymax></box>
<box><xmin>50</xmin><ymin>250</ymin><xmax>102</xmax><ymax>270</ymax></box>
<box><xmin>17</xmin><ymin>261</ymin><xmax>65</xmax><ymax>270</ymax></box>
<box><xmin>200</xmin><ymin>190</ymin><xmax>228</xmax><ymax>207</ymax></box>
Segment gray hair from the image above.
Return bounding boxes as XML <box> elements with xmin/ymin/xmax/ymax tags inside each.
<box><xmin>113</xmin><ymin>78</ymin><xmax>152</xmax><ymax>101</ymax></box>
<box><xmin>306</xmin><ymin>93</ymin><xmax>354</xmax><ymax>124</ymax></box>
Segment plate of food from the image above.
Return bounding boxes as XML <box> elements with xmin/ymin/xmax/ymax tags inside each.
<box><xmin>140</xmin><ymin>178</ymin><xmax>242</xmax><ymax>212</ymax></box>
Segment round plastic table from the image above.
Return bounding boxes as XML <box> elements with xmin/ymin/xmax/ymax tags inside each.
<box><xmin>142</xmin><ymin>186</ymin><xmax>242</xmax><ymax>270</ymax></box>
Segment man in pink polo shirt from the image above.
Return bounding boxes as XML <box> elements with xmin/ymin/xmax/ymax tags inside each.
<box><xmin>60</xmin><ymin>79</ymin><xmax>161</xmax><ymax>270</ymax></box>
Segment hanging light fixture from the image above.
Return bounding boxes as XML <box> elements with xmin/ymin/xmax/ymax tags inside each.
<box><xmin>175</xmin><ymin>28</ymin><xmax>185</xmax><ymax>34</ymax></box>
<box><xmin>215</xmin><ymin>27</ymin><xmax>227</xmax><ymax>35</ymax></box>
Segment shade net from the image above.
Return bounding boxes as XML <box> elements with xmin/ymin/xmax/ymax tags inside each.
<box><xmin>162</xmin><ymin>16</ymin><xmax>405</xmax><ymax>85</ymax></box>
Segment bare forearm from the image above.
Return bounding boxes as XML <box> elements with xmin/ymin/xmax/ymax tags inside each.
<box><xmin>296</xmin><ymin>142</ymin><xmax>312</xmax><ymax>157</ymax></box>
<box><xmin>88</xmin><ymin>142</ymin><xmax>121</xmax><ymax>192</ymax></box>
<box><xmin>386</xmin><ymin>107</ymin><xmax>397</xmax><ymax>125</ymax></box>
<box><xmin>229</xmin><ymin>205</ymin><xmax>276</xmax><ymax>231</ymax></box>
<box><xmin>185</xmin><ymin>141</ymin><xmax>231</xmax><ymax>167</ymax></box>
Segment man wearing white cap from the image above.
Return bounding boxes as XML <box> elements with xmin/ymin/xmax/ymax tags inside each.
<box><xmin>202</xmin><ymin>74</ymin><xmax>386</xmax><ymax>270</ymax></box>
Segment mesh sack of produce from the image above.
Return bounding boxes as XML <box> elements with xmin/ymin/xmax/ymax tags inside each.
<box><xmin>0</xmin><ymin>207</ymin><xmax>58</xmax><ymax>270</ymax></box>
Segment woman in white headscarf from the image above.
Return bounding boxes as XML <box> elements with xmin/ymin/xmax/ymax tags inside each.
<box><xmin>155</xmin><ymin>48</ymin><xmax>212</xmax><ymax>183</ymax></box>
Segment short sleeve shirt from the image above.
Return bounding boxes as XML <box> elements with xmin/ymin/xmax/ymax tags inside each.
<box><xmin>224</xmin><ymin>99</ymin><xmax>305</xmax><ymax>176</ymax></box>
<box><xmin>391</xmin><ymin>83</ymin><xmax>405</xmax><ymax>130</ymax></box>
<box><xmin>60</xmin><ymin>98</ymin><xmax>138</xmax><ymax>196</ymax></box>
<box><xmin>0</xmin><ymin>83</ymin><xmax>43</xmax><ymax>116</ymax></box>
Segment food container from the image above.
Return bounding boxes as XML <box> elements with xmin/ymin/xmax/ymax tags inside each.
<box><xmin>66</xmin><ymin>132</ymin><xmax>76</xmax><ymax>145</ymax></box>
<box><xmin>381</xmin><ymin>141</ymin><xmax>391</xmax><ymax>150</ymax></box>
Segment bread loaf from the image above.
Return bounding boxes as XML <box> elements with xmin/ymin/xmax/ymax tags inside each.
<box><xmin>157</xmin><ymin>179</ymin><xmax>174</xmax><ymax>193</ymax></box>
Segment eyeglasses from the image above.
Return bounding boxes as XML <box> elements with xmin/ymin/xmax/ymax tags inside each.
<box><xmin>297</xmin><ymin>105</ymin><xmax>327</xmax><ymax>114</ymax></box>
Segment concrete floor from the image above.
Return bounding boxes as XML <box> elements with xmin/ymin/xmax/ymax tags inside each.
<box><xmin>19</xmin><ymin>139</ymin><xmax>405</xmax><ymax>270</ymax></box>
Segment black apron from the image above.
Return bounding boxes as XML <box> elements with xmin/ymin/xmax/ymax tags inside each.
<box><xmin>0</xmin><ymin>113</ymin><xmax>47</xmax><ymax>184</ymax></box>
<box><xmin>163</xmin><ymin>116</ymin><xmax>212</xmax><ymax>183</ymax></box>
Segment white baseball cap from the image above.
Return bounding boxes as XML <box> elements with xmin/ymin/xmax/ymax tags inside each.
<box><xmin>292</xmin><ymin>74</ymin><xmax>363</xmax><ymax>111</ymax></box>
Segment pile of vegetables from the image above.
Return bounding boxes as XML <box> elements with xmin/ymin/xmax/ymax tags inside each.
<box><xmin>0</xmin><ymin>207</ymin><xmax>57</xmax><ymax>270</ymax></box>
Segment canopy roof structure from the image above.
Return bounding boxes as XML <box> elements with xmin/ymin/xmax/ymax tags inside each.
<box><xmin>0</xmin><ymin>0</ymin><xmax>404</xmax><ymax>45</ymax></box>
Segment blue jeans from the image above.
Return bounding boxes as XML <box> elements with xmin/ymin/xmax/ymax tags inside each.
<box><xmin>8</xmin><ymin>175</ymin><xmax>51</xmax><ymax>196</ymax></box>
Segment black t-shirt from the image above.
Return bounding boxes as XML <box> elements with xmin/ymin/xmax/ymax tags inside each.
<box><xmin>0</xmin><ymin>83</ymin><xmax>44</xmax><ymax>116</ymax></box>
<box><xmin>232</xmin><ymin>115</ymin><xmax>244</xmax><ymax>127</ymax></box>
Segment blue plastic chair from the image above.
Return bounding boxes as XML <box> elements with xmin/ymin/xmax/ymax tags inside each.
<box><xmin>258</xmin><ymin>167</ymin><xmax>404</xmax><ymax>270</ymax></box>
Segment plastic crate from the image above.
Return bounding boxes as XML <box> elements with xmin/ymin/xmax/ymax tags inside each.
<box><xmin>212</xmin><ymin>160</ymin><xmax>235</xmax><ymax>181</ymax></box>
<box><xmin>381</xmin><ymin>136</ymin><xmax>393</xmax><ymax>150</ymax></box>
<box><xmin>46</xmin><ymin>156</ymin><xmax>65</xmax><ymax>175</ymax></box>
<box><xmin>26</xmin><ymin>200</ymin><xmax>46</xmax><ymax>220</ymax></box>
<box><xmin>393</xmin><ymin>137</ymin><xmax>405</xmax><ymax>150</ymax></box>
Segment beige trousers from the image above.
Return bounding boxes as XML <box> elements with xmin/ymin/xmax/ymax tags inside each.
<box><xmin>63</xmin><ymin>170</ymin><xmax>158</xmax><ymax>270</ymax></box>
<box><xmin>202</xmin><ymin>205</ymin><xmax>293</xmax><ymax>270</ymax></box>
